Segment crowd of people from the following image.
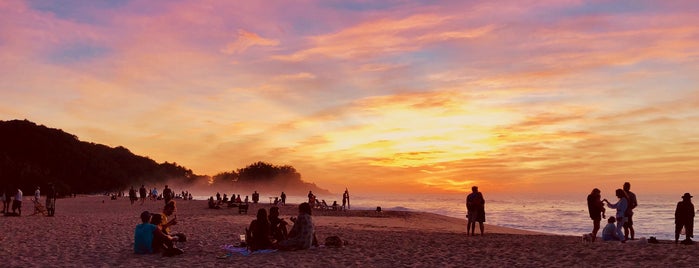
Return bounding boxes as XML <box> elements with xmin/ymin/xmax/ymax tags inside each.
<box><xmin>586</xmin><ymin>181</ymin><xmax>695</xmax><ymax>244</ymax></box>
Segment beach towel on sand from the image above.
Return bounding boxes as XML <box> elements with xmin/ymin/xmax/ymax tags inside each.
<box><xmin>221</xmin><ymin>245</ymin><xmax>277</xmax><ymax>257</ymax></box>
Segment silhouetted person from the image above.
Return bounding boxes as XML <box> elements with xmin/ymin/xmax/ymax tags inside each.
<box><xmin>247</xmin><ymin>208</ymin><xmax>273</xmax><ymax>251</ymax></box>
<box><xmin>269</xmin><ymin>206</ymin><xmax>288</xmax><ymax>241</ymax></box>
<box><xmin>623</xmin><ymin>182</ymin><xmax>638</xmax><ymax>240</ymax></box>
<box><xmin>280</xmin><ymin>192</ymin><xmax>286</xmax><ymax>205</ymax></box>
<box><xmin>343</xmin><ymin>188</ymin><xmax>350</xmax><ymax>210</ymax></box>
<box><xmin>252</xmin><ymin>191</ymin><xmax>259</xmax><ymax>204</ymax></box>
<box><xmin>129</xmin><ymin>186</ymin><xmax>137</xmax><ymax>205</ymax></box>
<box><xmin>34</xmin><ymin>186</ymin><xmax>40</xmax><ymax>202</ymax></box>
<box><xmin>139</xmin><ymin>185</ymin><xmax>147</xmax><ymax>205</ymax></box>
<box><xmin>2</xmin><ymin>188</ymin><xmax>11</xmax><ymax>214</ymax></box>
<box><xmin>46</xmin><ymin>183</ymin><xmax>56</xmax><ymax>216</ymax></box>
<box><xmin>466</xmin><ymin>186</ymin><xmax>486</xmax><ymax>236</ymax></box>
<box><xmin>675</xmin><ymin>193</ymin><xmax>695</xmax><ymax>244</ymax></box>
<box><xmin>587</xmin><ymin>188</ymin><xmax>606</xmax><ymax>242</ymax></box>
<box><xmin>12</xmin><ymin>188</ymin><xmax>23</xmax><ymax>216</ymax></box>
<box><xmin>603</xmin><ymin>189</ymin><xmax>629</xmax><ymax>242</ymax></box>
<box><xmin>162</xmin><ymin>185</ymin><xmax>173</xmax><ymax>205</ymax></box>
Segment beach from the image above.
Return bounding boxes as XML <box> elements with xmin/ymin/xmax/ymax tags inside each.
<box><xmin>1</xmin><ymin>196</ymin><xmax>697</xmax><ymax>267</ymax></box>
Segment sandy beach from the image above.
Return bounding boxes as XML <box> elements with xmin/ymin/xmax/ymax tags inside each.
<box><xmin>1</xmin><ymin>196</ymin><xmax>698</xmax><ymax>267</ymax></box>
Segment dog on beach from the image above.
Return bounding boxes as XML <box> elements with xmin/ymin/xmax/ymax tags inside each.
<box><xmin>582</xmin><ymin>233</ymin><xmax>593</xmax><ymax>243</ymax></box>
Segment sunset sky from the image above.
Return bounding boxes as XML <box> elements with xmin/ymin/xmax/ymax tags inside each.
<box><xmin>2</xmin><ymin>0</ymin><xmax>698</xmax><ymax>195</ymax></box>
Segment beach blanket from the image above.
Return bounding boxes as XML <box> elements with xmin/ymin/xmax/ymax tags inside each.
<box><xmin>220</xmin><ymin>245</ymin><xmax>277</xmax><ymax>257</ymax></box>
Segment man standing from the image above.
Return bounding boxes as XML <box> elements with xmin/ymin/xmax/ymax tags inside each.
<box><xmin>466</xmin><ymin>186</ymin><xmax>486</xmax><ymax>236</ymax></box>
<box><xmin>139</xmin><ymin>185</ymin><xmax>147</xmax><ymax>205</ymax></box>
<box><xmin>13</xmin><ymin>188</ymin><xmax>23</xmax><ymax>216</ymax></box>
<box><xmin>623</xmin><ymin>182</ymin><xmax>638</xmax><ymax>240</ymax></box>
<box><xmin>46</xmin><ymin>183</ymin><xmax>56</xmax><ymax>216</ymax></box>
<box><xmin>163</xmin><ymin>185</ymin><xmax>173</xmax><ymax>204</ymax></box>
<box><xmin>675</xmin><ymin>193</ymin><xmax>694</xmax><ymax>244</ymax></box>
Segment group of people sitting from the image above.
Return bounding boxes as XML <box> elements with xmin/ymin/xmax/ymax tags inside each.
<box><xmin>134</xmin><ymin>201</ymin><xmax>187</xmax><ymax>256</ymax></box>
<box><xmin>246</xmin><ymin>202</ymin><xmax>318</xmax><ymax>251</ymax></box>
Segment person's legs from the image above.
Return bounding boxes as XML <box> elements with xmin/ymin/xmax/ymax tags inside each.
<box><xmin>478</xmin><ymin>221</ymin><xmax>484</xmax><ymax>235</ymax></box>
<box><xmin>676</xmin><ymin>223</ymin><xmax>683</xmax><ymax>243</ymax></box>
<box><xmin>616</xmin><ymin>217</ymin><xmax>626</xmax><ymax>241</ymax></box>
<box><xmin>466</xmin><ymin>219</ymin><xmax>473</xmax><ymax>235</ymax></box>
<box><xmin>624</xmin><ymin>216</ymin><xmax>634</xmax><ymax>240</ymax></box>
<box><xmin>592</xmin><ymin>219</ymin><xmax>601</xmax><ymax>242</ymax></box>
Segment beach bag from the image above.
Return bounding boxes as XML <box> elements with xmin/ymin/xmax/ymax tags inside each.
<box><xmin>324</xmin><ymin>236</ymin><xmax>345</xmax><ymax>248</ymax></box>
<box><xmin>174</xmin><ymin>233</ymin><xmax>187</xmax><ymax>242</ymax></box>
<box><xmin>163</xmin><ymin>247</ymin><xmax>184</xmax><ymax>257</ymax></box>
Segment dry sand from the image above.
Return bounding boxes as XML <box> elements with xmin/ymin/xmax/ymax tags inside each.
<box><xmin>1</xmin><ymin>195</ymin><xmax>698</xmax><ymax>267</ymax></box>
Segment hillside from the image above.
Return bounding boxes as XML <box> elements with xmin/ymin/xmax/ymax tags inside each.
<box><xmin>0</xmin><ymin>119</ymin><xmax>330</xmax><ymax>197</ymax></box>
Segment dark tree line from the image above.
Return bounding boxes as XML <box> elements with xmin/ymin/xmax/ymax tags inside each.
<box><xmin>211</xmin><ymin>161</ymin><xmax>330</xmax><ymax>195</ymax></box>
<box><xmin>0</xmin><ymin>120</ymin><xmax>203</xmax><ymax>196</ymax></box>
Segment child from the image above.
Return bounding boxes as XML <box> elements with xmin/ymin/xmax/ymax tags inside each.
<box><xmin>602</xmin><ymin>216</ymin><xmax>623</xmax><ymax>241</ymax></box>
<box><xmin>134</xmin><ymin>211</ymin><xmax>157</xmax><ymax>254</ymax></box>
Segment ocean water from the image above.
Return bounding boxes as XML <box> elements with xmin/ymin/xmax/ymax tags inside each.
<box><xmin>194</xmin><ymin>192</ymin><xmax>687</xmax><ymax>240</ymax></box>
<box><xmin>255</xmin><ymin>192</ymin><xmax>685</xmax><ymax>241</ymax></box>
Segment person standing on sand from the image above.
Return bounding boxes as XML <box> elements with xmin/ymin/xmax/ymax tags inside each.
<box><xmin>163</xmin><ymin>185</ymin><xmax>173</xmax><ymax>205</ymax></box>
<box><xmin>34</xmin><ymin>186</ymin><xmax>40</xmax><ymax>202</ymax></box>
<box><xmin>13</xmin><ymin>188</ymin><xmax>23</xmax><ymax>216</ymax></box>
<box><xmin>674</xmin><ymin>193</ymin><xmax>694</xmax><ymax>244</ymax></box>
<box><xmin>280</xmin><ymin>191</ymin><xmax>286</xmax><ymax>205</ymax></box>
<box><xmin>129</xmin><ymin>186</ymin><xmax>137</xmax><ymax>205</ymax></box>
<box><xmin>623</xmin><ymin>182</ymin><xmax>637</xmax><ymax>240</ymax></box>
<box><xmin>466</xmin><ymin>186</ymin><xmax>486</xmax><ymax>236</ymax></box>
<box><xmin>587</xmin><ymin>188</ymin><xmax>606</xmax><ymax>242</ymax></box>
<box><xmin>46</xmin><ymin>183</ymin><xmax>56</xmax><ymax>216</ymax></box>
<box><xmin>343</xmin><ymin>188</ymin><xmax>350</xmax><ymax>210</ymax></box>
<box><xmin>139</xmin><ymin>185</ymin><xmax>147</xmax><ymax>205</ymax></box>
<box><xmin>603</xmin><ymin>189</ymin><xmax>628</xmax><ymax>242</ymax></box>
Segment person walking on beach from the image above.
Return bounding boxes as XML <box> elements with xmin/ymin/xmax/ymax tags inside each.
<box><xmin>623</xmin><ymin>182</ymin><xmax>638</xmax><ymax>240</ymax></box>
<box><xmin>587</xmin><ymin>188</ymin><xmax>606</xmax><ymax>242</ymax></box>
<box><xmin>280</xmin><ymin>191</ymin><xmax>286</xmax><ymax>205</ymax></box>
<box><xmin>603</xmin><ymin>189</ymin><xmax>628</xmax><ymax>242</ymax></box>
<box><xmin>1</xmin><ymin>188</ymin><xmax>10</xmax><ymax>214</ymax></box>
<box><xmin>466</xmin><ymin>186</ymin><xmax>486</xmax><ymax>236</ymax></box>
<box><xmin>12</xmin><ymin>188</ymin><xmax>23</xmax><ymax>216</ymax></box>
<box><xmin>674</xmin><ymin>193</ymin><xmax>694</xmax><ymax>244</ymax></box>
<box><xmin>163</xmin><ymin>185</ymin><xmax>173</xmax><ymax>205</ymax></box>
<box><xmin>139</xmin><ymin>185</ymin><xmax>147</xmax><ymax>205</ymax></box>
<box><xmin>46</xmin><ymin>183</ymin><xmax>56</xmax><ymax>216</ymax></box>
<box><xmin>129</xmin><ymin>186</ymin><xmax>137</xmax><ymax>205</ymax></box>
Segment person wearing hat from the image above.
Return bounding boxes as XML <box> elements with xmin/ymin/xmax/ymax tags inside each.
<box><xmin>674</xmin><ymin>193</ymin><xmax>695</xmax><ymax>244</ymax></box>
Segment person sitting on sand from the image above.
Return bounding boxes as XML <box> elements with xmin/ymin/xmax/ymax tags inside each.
<box><xmin>134</xmin><ymin>211</ymin><xmax>159</xmax><ymax>254</ymax></box>
<box><xmin>587</xmin><ymin>188</ymin><xmax>606</xmax><ymax>242</ymax></box>
<box><xmin>149</xmin><ymin>213</ymin><xmax>183</xmax><ymax>256</ymax></box>
<box><xmin>602</xmin><ymin>216</ymin><xmax>623</xmax><ymax>241</ymax></box>
<box><xmin>603</xmin><ymin>189</ymin><xmax>628</xmax><ymax>241</ymax></box>
<box><xmin>675</xmin><ymin>193</ymin><xmax>695</xmax><ymax>244</ymax></box>
<box><xmin>269</xmin><ymin>206</ymin><xmax>288</xmax><ymax>241</ymax></box>
<box><xmin>160</xmin><ymin>200</ymin><xmax>187</xmax><ymax>242</ymax></box>
<box><xmin>247</xmin><ymin>208</ymin><xmax>274</xmax><ymax>251</ymax></box>
<box><xmin>208</xmin><ymin>196</ymin><xmax>220</xmax><ymax>209</ymax></box>
<box><xmin>278</xmin><ymin>202</ymin><xmax>317</xmax><ymax>250</ymax></box>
